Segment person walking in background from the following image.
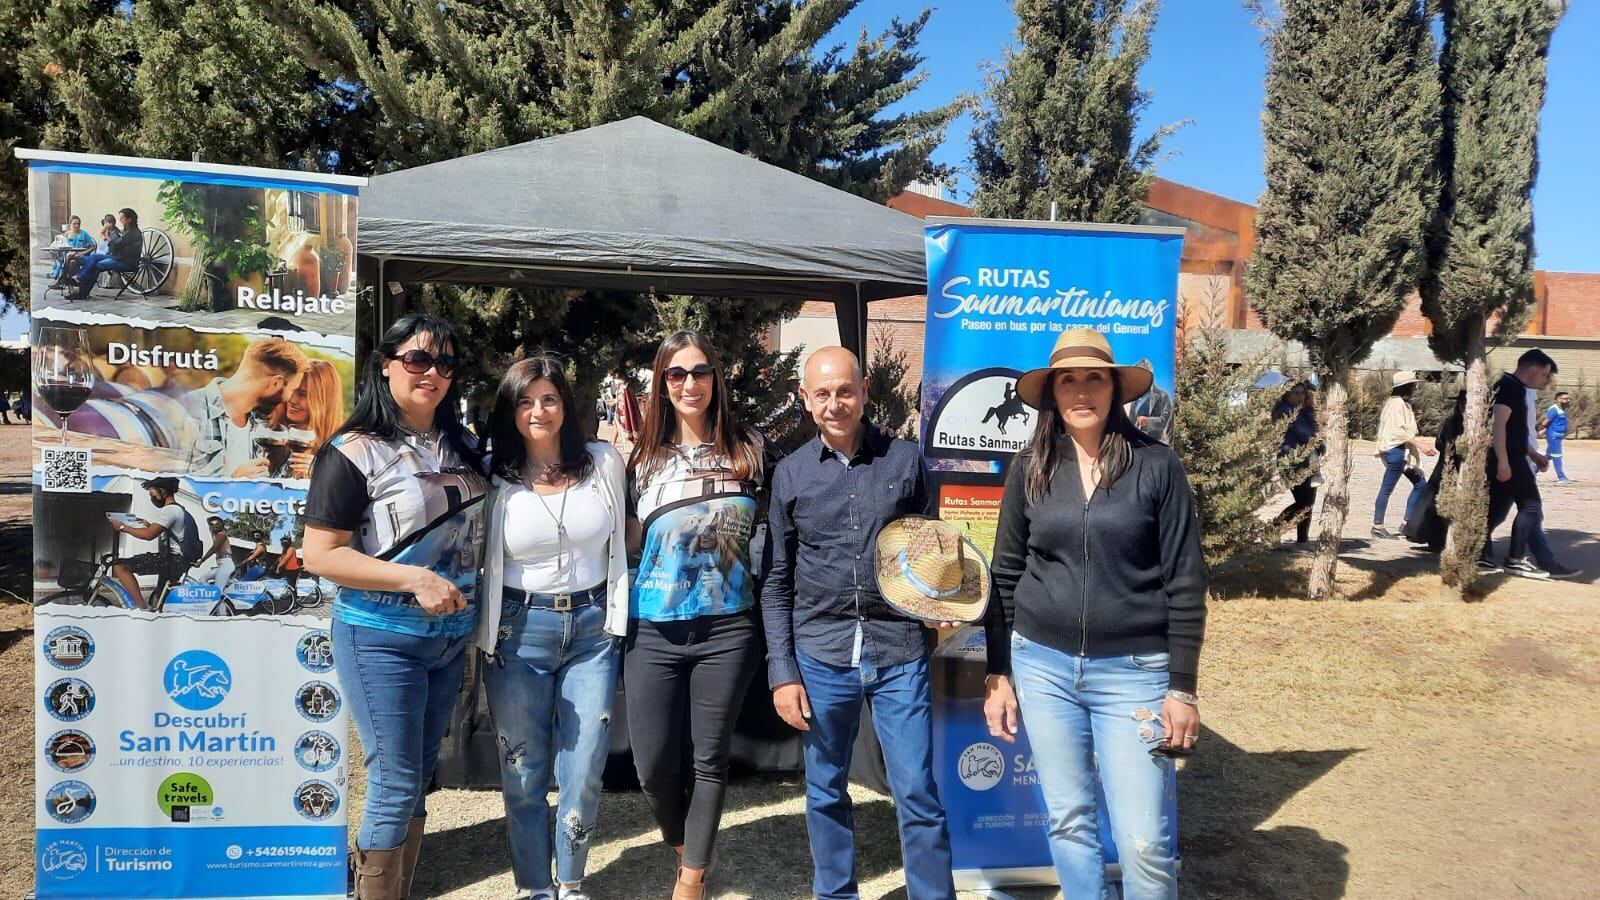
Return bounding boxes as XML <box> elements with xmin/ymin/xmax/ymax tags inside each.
<box><xmin>1482</xmin><ymin>349</ymin><xmax>1562</xmax><ymax>580</ymax></box>
<box><xmin>1371</xmin><ymin>371</ymin><xmax>1435</xmax><ymax>540</ymax></box>
<box><xmin>1516</xmin><ymin>381</ymin><xmax>1577</xmax><ymax>579</ymax></box>
<box><xmin>301</xmin><ymin>314</ymin><xmax>487</xmax><ymax>900</ymax></box>
<box><xmin>1272</xmin><ymin>381</ymin><xmax>1320</xmax><ymax>549</ymax></box>
<box><xmin>982</xmin><ymin>328</ymin><xmax>1206</xmax><ymax>900</ymax></box>
<box><xmin>476</xmin><ymin>355</ymin><xmax>628</xmax><ymax>900</ymax></box>
<box><xmin>0</xmin><ymin>391</ymin><xmax>11</xmax><ymax>425</ymax></box>
<box><xmin>625</xmin><ymin>332</ymin><xmax>772</xmax><ymax>900</ymax></box>
<box><xmin>1542</xmin><ymin>390</ymin><xmax>1573</xmax><ymax>484</ymax></box>
<box><xmin>615</xmin><ymin>374</ymin><xmax>641</xmax><ymax>446</ymax></box>
<box><xmin>763</xmin><ymin>346</ymin><xmax>957</xmax><ymax>900</ymax></box>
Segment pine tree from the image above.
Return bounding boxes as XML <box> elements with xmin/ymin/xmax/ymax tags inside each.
<box><xmin>1420</xmin><ymin>0</ymin><xmax>1565</xmax><ymax>600</ymax></box>
<box><xmin>971</xmin><ymin>0</ymin><xmax>1176</xmax><ymax>223</ymax></box>
<box><xmin>865</xmin><ymin>324</ymin><xmax>917</xmax><ymax>439</ymax></box>
<box><xmin>1245</xmin><ymin>0</ymin><xmax>1440</xmax><ymax>599</ymax></box>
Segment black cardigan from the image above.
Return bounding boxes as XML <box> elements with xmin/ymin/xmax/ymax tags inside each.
<box><xmin>983</xmin><ymin>437</ymin><xmax>1207</xmax><ymax>693</ymax></box>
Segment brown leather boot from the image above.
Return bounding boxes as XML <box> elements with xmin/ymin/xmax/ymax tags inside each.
<box><xmin>355</xmin><ymin>846</ymin><xmax>405</xmax><ymax>900</ymax></box>
<box><xmin>397</xmin><ymin>816</ymin><xmax>426</xmax><ymax>899</ymax></box>
<box><xmin>670</xmin><ymin>866</ymin><xmax>706</xmax><ymax>900</ymax></box>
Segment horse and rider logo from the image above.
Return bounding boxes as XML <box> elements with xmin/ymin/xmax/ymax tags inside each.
<box><xmin>164</xmin><ymin>651</ymin><xmax>233</xmax><ymax>711</ymax></box>
<box><xmin>295</xmin><ymin>681</ymin><xmax>341</xmax><ymax>723</ymax></box>
<box><xmin>980</xmin><ymin>381</ymin><xmax>1031</xmax><ymax>435</ymax></box>
<box><xmin>46</xmin><ymin>729</ymin><xmax>96</xmax><ymax>773</ymax></box>
<box><xmin>44</xmin><ymin>678</ymin><xmax>95</xmax><ymax>722</ymax></box>
<box><xmin>43</xmin><ymin>626</ymin><xmax>94</xmax><ymax>670</ymax></box>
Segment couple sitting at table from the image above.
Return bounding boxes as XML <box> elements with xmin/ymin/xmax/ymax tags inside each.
<box><xmin>59</xmin><ymin>207</ymin><xmax>141</xmax><ymax>300</ymax></box>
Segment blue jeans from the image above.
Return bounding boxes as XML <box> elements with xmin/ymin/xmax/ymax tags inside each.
<box><xmin>485</xmin><ymin>600</ymin><xmax>619</xmax><ymax>890</ymax></box>
<box><xmin>331</xmin><ymin>617</ymin><xmax>471</xmax><ymax>851</ymax></box>
<box><xmin>796</xmin><ymin>648</ymin><xmax>955</xmax><ymax>900</ymax></box>
<box><xmin>69</xmin><ymin>253</ymin><xmax>130</xmax><ymax>295</ymax></box>
<box><xmin>1010</xmin><ymin>633</ymin><xmax>1178</xmax><ymax>900</ymax></box>
<box><xmin>1374</xmin><ymin>446</ymin><xmax>1423</xmax><ymax>526</ymax></box>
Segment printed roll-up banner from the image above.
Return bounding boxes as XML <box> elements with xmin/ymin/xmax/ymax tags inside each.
<box><xmin>23</xmin><ymin>149</ymin><xmax>364</xmax><ymax>899</ymax></box>
<box><xmin>920</xmin><ymin>218</ymin><xmax>1184</xmax><ymax>889</ymax></box>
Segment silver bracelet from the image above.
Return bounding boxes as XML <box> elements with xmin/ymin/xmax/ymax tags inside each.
<box><xmin>1167</xmin><ymin>689</ymin><xmax>1199</xmax><ymax>705</ymax></box>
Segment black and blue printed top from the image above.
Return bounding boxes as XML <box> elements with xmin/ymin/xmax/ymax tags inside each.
<box><xmin>628</xmin><ymin>436</ymin><xmax>772</xmax><ymax>623</ymax></box>
<box><xmin>303</xmin><ymin>431</ymin><xmax>487</xmax><ymax>638</ymax></box>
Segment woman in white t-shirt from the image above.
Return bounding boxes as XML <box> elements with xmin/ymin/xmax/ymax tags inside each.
<box><xmin>474</xmin><ymin>355</ymin><xmax>629</xmax><ymax>900</ymax></box>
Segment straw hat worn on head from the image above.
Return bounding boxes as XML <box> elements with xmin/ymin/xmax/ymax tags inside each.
<box><xmin>875</xmin><ymin>516</ymin><xmax>991</xmax><ymax>623</ymax></box>
<box><xmin>1391</xmin><ymin>370</ymin><xmax>1418</xmax><ymax>390</ymax></box>
<box><xmin>1015</xmin><ymin>327</ymin><xmax>1154</xmax><ymax>409</ymax></box>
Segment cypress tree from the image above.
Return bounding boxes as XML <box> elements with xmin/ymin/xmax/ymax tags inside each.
<box><xmin>1420</xmin><ymin>0</ymin><xmax>1566</xmax><ymax>599</ymax></box>
<box><xmin>971</xmin><ymin>0</ymin><xmax>1175</xmax><ymax>223</ymax></box>
<box><xmin>1245</xmin><ymin>0</ymin><xmax>1440</xmax><ymax>599</ymax></box>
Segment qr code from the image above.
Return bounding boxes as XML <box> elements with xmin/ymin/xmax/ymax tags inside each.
<box><xmin>42</xmin><ymin>447</ymin><xmax>91</xmax><ymax>493</ymax></box>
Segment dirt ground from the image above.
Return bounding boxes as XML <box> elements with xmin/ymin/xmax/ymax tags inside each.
<box><xmin>1</xmin><ymin>430</ymin><xmax>1596</xmax><ymax>899</ymax></box>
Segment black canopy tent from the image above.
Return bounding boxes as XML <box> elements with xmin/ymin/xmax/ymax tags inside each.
<box><xmin>357</xmin><ymin>117</ymin><xmax>927</xmax><ymax>790</ymax></box>
<box><xmin>356</xmin><ymin>116</ymin><xmax>930</xmax><ymax>359</ymax></box>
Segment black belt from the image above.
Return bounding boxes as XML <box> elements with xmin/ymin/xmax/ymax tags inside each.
<box><xmin>502</xmin><ymin>583</ymin><xmax>605</xmax><ymax>612</ymax></box>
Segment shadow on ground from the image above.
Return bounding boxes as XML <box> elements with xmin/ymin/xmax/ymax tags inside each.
<box><xmin>1178</xmin><ymin>728</ymin><xmax>1355</xmax><ymax>899</ymax></box>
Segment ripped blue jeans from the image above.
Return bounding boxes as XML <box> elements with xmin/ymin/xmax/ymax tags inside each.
<box><xmin>485</xmin><ymin>599</ymin><xmax>620</xmax><ymax>890</ymax></box>
<box><xmin>1010</xmin><ymin>632</ymin><xmax>1178</xmax><ymax>900</ymax></box>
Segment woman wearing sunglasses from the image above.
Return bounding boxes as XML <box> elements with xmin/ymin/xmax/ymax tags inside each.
<box><xmin>981</xmin><ymin>329</ymin><xmax>1206</xmax><ymax>900</ymax></box>
<box><xmin>474</xmin><ymin>355</ymin><xmax>628</xmax><ymax>900</ymax></box>
<box><xmin>626</xmin><ymin>331</ymin><xmax>774</xmax><ymax>900</ymax></box>
<box><xmin>302</xmin><ymin>315</ymin><xmax>487</xmax><ymax>900</ymax></box>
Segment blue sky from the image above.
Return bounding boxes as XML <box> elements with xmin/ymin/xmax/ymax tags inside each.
<box><xmin>7</xmin><ymin>0</ymin><xmax>1591</xmax><ymax>340</ymax></box>
<box><xmin>831</xmin><ymin>0</ymin><xmax>1597</xmax><ymax>273</ymax></box>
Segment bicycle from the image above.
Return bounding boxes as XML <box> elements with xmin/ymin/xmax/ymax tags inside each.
<box><xmin>37</xmin><ymin>551</ymin><xmax>198</xmax><ymax>612</ymax></box>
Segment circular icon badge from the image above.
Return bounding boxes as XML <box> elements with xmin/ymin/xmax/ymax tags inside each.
<box><xmin>293</xmin><ymin>780</ymin><xmax>339</xmax><ymax>821</ymax></box>
<box><xmin>295</xmin><ymin>631</ymin><xmax>334</xmax><ymax>673</ymax></box>
<box><xmin>295</xmin><ymin>681</ymin><xmax>340</xmax><ymax>723</ymax></box>
<box><xmin>44</xmin><ymin>780</ymin><xmax>96</xmax><ymax>824</ymax></box>
<box><xmin>43</xmin><ymin>626</ymin><xmax>94</xmax><ymax>671</ymax></box>
<box><xmin>957</xmin><ymin>742</ymin><xmax>1006</xmax><ymax>792</ymax></box>
<box><xmin>294</xmin><ymin>730</ymin><xmax>341</xmax><ymax>773</ymax></box>
<box><xmin>157</xmin><ymin>772</ymin><xmax>215</xmax><ymax>820</ymax></box>
<box><xmin>45</xmin><ymin>729</ymin><xmax>96</xmax><ymax>773</ymax></box>
<box><xmin>164</xmin><ymin>651</ymin><xmax>232</xmax><ymax>711</ymax></box>
<box><xmin>39</xmin><ymin>839</ymin><xmax>89</xmax><ymax>880</ymax></box>
<box><xmin>44</xmin><ymin>678</ymin><xmax>95</xmax><ymax>722</ymax></box>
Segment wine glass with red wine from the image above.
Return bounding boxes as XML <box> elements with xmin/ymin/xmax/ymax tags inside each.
<box><xmin>33</xmin><ymin>325</ymin><xmax>96</xmax><ymax>445</ymax></box>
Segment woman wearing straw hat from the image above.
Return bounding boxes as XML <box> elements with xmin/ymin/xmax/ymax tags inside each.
<box><xmin>1371</xmin><ymin>371</ymin><xmax>1436</xmax><ymax>540</ymax></box>
<box><xmin>981</xmin><ymin>327</ymin><xmax>1206</xmax><ymax>899</ymax></box>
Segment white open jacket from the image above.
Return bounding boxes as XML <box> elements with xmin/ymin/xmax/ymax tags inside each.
<box><xmin>473</xmin><ymin>441</ymin><xmax>630</xmax><ymax>652</ymax></box>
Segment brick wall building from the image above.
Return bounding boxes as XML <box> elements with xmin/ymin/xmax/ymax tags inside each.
<box><xmin>771</xmin><ymin>180</ymin><xmax>1600</xmax><ymax>389</ymax></box>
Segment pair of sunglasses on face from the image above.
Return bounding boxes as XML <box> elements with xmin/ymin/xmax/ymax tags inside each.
<box><xmin>664</xmin><ymin>364</ymin><xmax>715</xmax><ymax>386</ymax></box>
<box><xmin>388</xmin><ymin>349</ymin><xmax>458</xmax><ymax>379</ymax></box>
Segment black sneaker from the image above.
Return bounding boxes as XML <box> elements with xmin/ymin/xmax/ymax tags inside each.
<box><xmin>1506</xmin><ymin>557</ymin><xmax>1550</xmax><ymax>580</ymax></box>
<box><xmin>1543</xmin><ymin>561</ymin><xmax>1580</xmax><ymax>580</ymax></box>
<box><xmin>1476</xmin><ymin>557</ymin><xmax>1505</xmax><ymax>575</ymax></box>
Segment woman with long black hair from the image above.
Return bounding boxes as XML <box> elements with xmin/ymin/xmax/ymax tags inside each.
<box><xmin>982</xmin><ymin>328</ymin><xmax>1206</xmax><ymax>900</ymax></box>
<box><xmin>626</xmin><ymin>331</ymin><xmax>773</xmax><ymax>900</ymax></box>
<box><xmin>475</xmin><ymin>355</ymin><xmax>628</xmax><ymax>900</ymax></box>
<box><xmin>302</xmin><ymin>314</ymin><xmax>486</xmax><ymax>900</ymax></box>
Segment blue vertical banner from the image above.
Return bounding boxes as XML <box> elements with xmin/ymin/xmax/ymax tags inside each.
<box><xmin>919</xmin><ymin>218</ymin><xmax>1184</xmax><ymax>891</ymax></box>
<box><xmin>21</xmin><ymin>149</ymin><xmax>366</xmax><ymax>900</ymax></box>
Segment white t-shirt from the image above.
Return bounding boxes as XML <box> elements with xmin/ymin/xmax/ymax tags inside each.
<box><xmin>502</xmin><ymin>473</ymin><xmax>612</xmax><ymax>594</ymax></box>
<box><xmin>145</xmin><ymin>503</ymin><xmax>191</xmax><ymax>553</ymax></box>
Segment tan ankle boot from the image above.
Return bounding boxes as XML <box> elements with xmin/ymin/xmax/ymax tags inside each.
<box><xmin>671</xmin><ymin>866</ymin><xmax>706</xmax><ymax>900</ymax></box>
<box><xmin>397</xmin><ymin>816</ymin><xmax>425</xmax><ymax>899</ymax></box>
<box><xmin>355</xmin><ymin>846</ymin><xmax>405</xmax><ymax>900</ymax></box>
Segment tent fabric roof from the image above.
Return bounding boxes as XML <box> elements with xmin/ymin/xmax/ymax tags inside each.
<box><xmin>358</xmin><ymin>117</ymin><xmax>928</xmax><ymax>302</ymax></box>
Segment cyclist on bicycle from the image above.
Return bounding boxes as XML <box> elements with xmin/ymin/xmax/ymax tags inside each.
<box><xmin>108</xmin><ymin>477</ymin><xmax>201</xmax><ymax>609</ymax></box>
<box><xmin>199</xmin><ymin>516</ymin><xmax>237</xmax><ymax>588</ymax></box>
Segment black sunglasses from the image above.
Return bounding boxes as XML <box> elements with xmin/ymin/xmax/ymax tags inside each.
<box><xmin>664</xmin><ymin>364</ymin><xmax>715</xmax><ymax>386</ymax></box>
<box><xmin>388</xmin><ymin>349</ymin><xmax>457</xmax><ymax>378</ymax></box>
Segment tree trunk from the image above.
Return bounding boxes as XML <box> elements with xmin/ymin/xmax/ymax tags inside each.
<box><xmin>1309</xmin><ymin>364</ymin><xmax>1352</xmax><ymax>599</ymax></box>
<box><xmin>1440</xmin><ymin>327</ymin><xmax>1490</xmax><ymax>602</ymax></box>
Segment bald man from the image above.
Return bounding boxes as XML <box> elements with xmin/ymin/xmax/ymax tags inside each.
<box><xmin>762</xmin><ymin>347</ymin><xmax>956</xmax><ymax>899</ymax></box>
